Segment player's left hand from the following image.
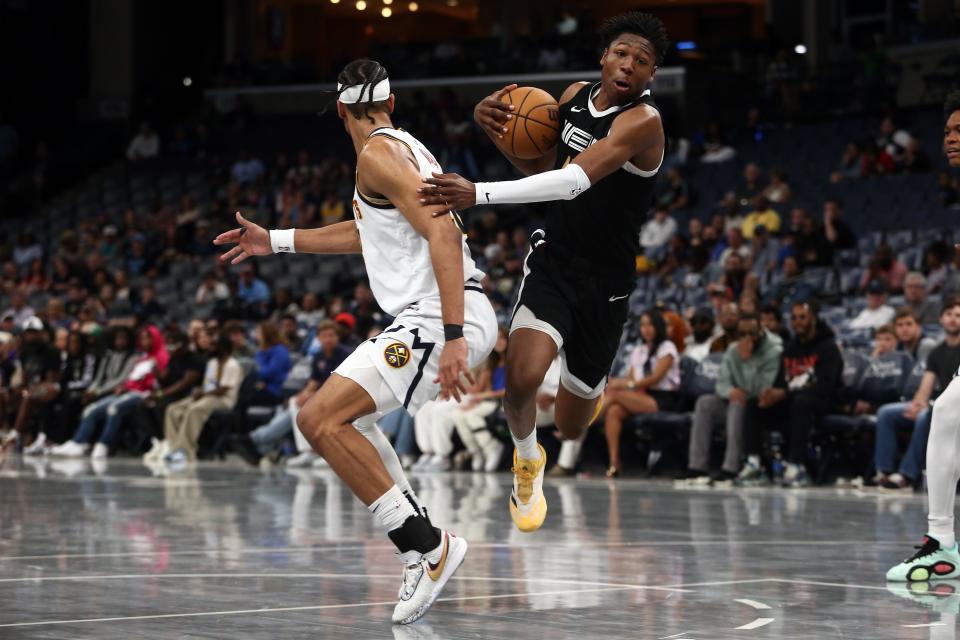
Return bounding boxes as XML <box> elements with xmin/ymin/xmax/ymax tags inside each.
<box><xmin>435</xmin><ymin>337</ymin><xmax>475</xmax><ymax>402</ymax></box>
<box><xmin>419</xmin><ymin>172</ymin><xmax>476</xmax><ymax>216</ymax></box>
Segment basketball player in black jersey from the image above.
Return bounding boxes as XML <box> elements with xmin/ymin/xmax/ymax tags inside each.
<box><xmin>420</xmin><ymin>11</ymin><xmax>668</xmax><ymax>532</ymax></box>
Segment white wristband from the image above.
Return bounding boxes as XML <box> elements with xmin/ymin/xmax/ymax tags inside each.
<box><xmin>269</xmin><ymin>229</ymin><xmax>296</xmax><ymax>254</ymax></box>
<box><xmin>475</xmin><ymin>163</ymin><xmax>591</xmax><ymax>206</ymax></box>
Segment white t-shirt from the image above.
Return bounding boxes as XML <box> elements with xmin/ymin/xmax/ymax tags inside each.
<box><xmin>640</xmin><ymin>216</ymin><xmax>678</xmax><ymax>250</ymax></box>
<box><xmin>202</xmin><ymin>357</ymin><xmax>243</xmax><ymax>407</ymax></box>
<box><xmin>848</xmin><ymin>305</ymin><xmax>895</xmax><ymax>330</ymax></box>
<box><xmin>629</xmin><ymin>341</ymin><xmax>681</xmax><ymax>391</ymax></box>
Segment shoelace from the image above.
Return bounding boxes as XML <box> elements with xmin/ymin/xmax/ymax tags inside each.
<box><xmin>511</xmin><ymin>464</ymin><xmax>536</xmax><ymax>503</ymax></box>
<box><xmin>906</xmin><ymin>538</ymin><xmax>940</xmax><ymax>562</ymax></box>
<box><xmin>398</xmin><ymin>562</ymin><xmax>424</xmax><ymax>600</ymax></box>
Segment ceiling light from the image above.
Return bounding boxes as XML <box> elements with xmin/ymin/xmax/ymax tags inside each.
<box><xmin>408</xmin><ymin>1</ymin><xmax>418</xmax><ymax>9</ymax></box>
<box><xmin>382</xmin><ymin>6</ymin><xmax>392</xmax><ymax>16</ymax></box>
<box><xmin>356</xmin><ymin>0</ymin><xmax>366</xmax><ymax>9</ymax></box>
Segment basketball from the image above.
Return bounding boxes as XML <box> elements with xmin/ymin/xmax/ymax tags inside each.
<box><xmin>495</xmin><ymin>86</ymin><xmax>560</xmax><ymax>160</ymax></box>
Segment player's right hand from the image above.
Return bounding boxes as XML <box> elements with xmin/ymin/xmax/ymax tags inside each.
<box><xmin>435</xmin><ymin>338</ymin><xmax>475</xmax><ymax>403</ymax></box>
<box><xmin>474</xmin><ymin>83</ymin><xmax>517</xmax><ymax>140</ymax></box>
<box><xmin>213</xmin><ymin>212</ymin><xmax>272</xmax><ymax>265</ymax></box>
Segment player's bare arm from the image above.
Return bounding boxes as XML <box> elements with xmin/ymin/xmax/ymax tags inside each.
<box><xmin>474</xmin><ymin>82</ymin><xmax>586</xmax><ymax>177</ymax></box>
<box><xmin>213</xmin><ymin>212</ymin><xmax>361</xmax><ymax>264</ymax></box>
<box><xmin>359</xmin><ymin>137</ymin><xmax>475</xmax><ymax>401</ymax></box>
<box><xmin>420</xmin><ymin>104</ymin><xmax>662</xmax><ymax>214</ymax></box>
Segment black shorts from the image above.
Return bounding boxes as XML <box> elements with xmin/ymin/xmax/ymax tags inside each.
<box><xmin>511</xmin><ymin>232</ymin><xmax>633</xmax><ymax>395</ymax></box>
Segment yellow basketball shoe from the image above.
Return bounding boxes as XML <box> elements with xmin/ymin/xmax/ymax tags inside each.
<box><xmin>590</xmin><ymin>393</ymin><xmax>604</xmax><ymax>423</ymax></box>
<box><xmin>509</xmin><ymin>443</ymin><xmax>548</xmax><ymax>532</ymax></box>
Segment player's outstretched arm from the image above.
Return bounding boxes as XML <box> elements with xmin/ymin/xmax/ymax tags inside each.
<box><xmin>214</xmin><ymin>212</ymin><xmax>361</xmax><ymax>264</ymax></box>
<box><xmin>359</xmin><ymin>138</ymin><xmax>475</xmax><ymax>402</ymax></box>
<box><xmin>420</xmin><ymin>104</ymin><xmax>662</xmax><ymax>215</ymax></box>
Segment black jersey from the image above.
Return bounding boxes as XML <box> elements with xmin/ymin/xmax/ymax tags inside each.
<box><xmin>544</xmin><ymin>82</ymin><xmax>661</xmax><ymax>279</ymax></box>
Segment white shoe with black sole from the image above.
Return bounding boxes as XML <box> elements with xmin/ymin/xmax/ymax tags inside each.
<box><xmin>392</xmin><ymin>530</ymin><xmax>467</xmax><ymax>625</ymax></box>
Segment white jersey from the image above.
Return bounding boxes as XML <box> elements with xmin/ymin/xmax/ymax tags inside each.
<box><xmin>352</xmin><ymin>127</ymin><xmax>485</xmax><ymax>316</ymax></box>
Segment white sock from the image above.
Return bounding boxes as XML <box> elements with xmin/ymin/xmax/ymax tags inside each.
<box><xmin>512</xmin><ymin>429</ymin><xmax>540</xmax><ymax>461</ymax></box>
<box><xmin>354</xmin><ymin>415</ymin><xmax>422</xmax><ymax>505</ymax></box>
<box><xmin>558</xmin><ymin>432</ymin><xmax>586</xmax><ymax>469</ymax></box>
<box><xmin>369</xmin><ymin>484</ymin><xmax>417</xmax><ymax>534</ymax></box>
<box><xmin>926</xmin><ymin>380</ymin><xmax>960</xmax><ymax>549</ymax></box>
<box><xmin>747</xmin><ymin>455</ymin><xmax>761</xmax><ymax>468</ymax></box>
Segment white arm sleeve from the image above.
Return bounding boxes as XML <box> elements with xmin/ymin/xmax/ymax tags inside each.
<box><xmin>475</xmin><ymin>163</ymin><xmax>591</xmax><ymax>206</ymax></box>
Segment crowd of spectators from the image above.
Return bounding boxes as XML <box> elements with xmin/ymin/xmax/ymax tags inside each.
<box><xmin>0</xmin><ymin>74</ymin><xmax>957</xmax><ymax>490</ymax></box>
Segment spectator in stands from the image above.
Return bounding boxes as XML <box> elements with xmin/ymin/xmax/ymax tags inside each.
<box><xmin>720</xmin><ymin>253</ymin><xmax>747</xmax><ymax>299</ymax></box>
<box><xmin>860</xmin><ymin>140</ymin><xmax>895</xmax><ymax>176</ymax></box>
<box><xmin>320</xmin><ymin>191</ymin><xmax>345</xmax><ymax>226</ymax></box>
<box><xmin>860</xmin><ymin>244</ymin><xmax>907</xmax><ymax>293</ymax></box>
<box><xmin>894</xmin><ymin>308</ymin><xmax>937</xmax><ymax>364</ymax></box>
<box><xmin>741</xmin><ymin>196</ymin><xmax>781</xmax><ymax>240</ymax></box>
<box><xmin>717</xmin><ymin>227</ymin><xmax>750</xmax><ymax>265</ymax></box>
<box><xmin>230</xmin><ymin>150</ymin><xmax>265</xmax><ymax>185</ymax></box>
<box><xmin>683</xmin><ymin>308</ymin><xmax>716</xmax><ymax>363</ymax></box>
<box><xmin>162</xmin><ymin>335</ymin><xmax>243</xmax><ymax>466</ymax></box>
<box><xmin>3</xmin><ymin>291</ymin><xmax>34</xmax><ymax>327</ymax></box>
<box><xmin>817</xmin><ymin>198</ymin><xmax>856</xmax><ymax>264</ymax></box>
<box><xmin>738</xmin><ymin>301</ymin><xmax>843</xmax><ymax>487</ymax></box>
<box><xmin>452</xmin><ymin>327</ymin><xmax>508</xmax><ymax>472</ymax></box>
<box><xmin>348</xmin><ymin>281</ymin><xmax>382</xmax><ymax>338</ymax></box>
<box><xmin>902</xmin><ymin>139</ymin><xmax>931</xmax><ymax>174</ymax></box>
<box><xmin>699</xmin><ymin>122</ymin><xmax>736</xmax><ymax>164</ymax></box>
<box><xmin>747</xmin><ymin>225</ymin><xmax>779</xmax><ymax>280</ymax></box>
<box><xmin>944</xmin><ymin>248</ymin><xmax>960</xmax><ymax>301</ymax></box>
<box><xmin>126</xmin><ymin>122</ymin><xmax>160</xmax><ymax>162</ymax></box>
<box><xmin>234</xmin><ymin>320</ymin><xmax>351</xmax><ymax>466</ymax></box>
<box><xmin>874</xmin><ymin>299</ymin><xmax>960</xmax><ymax>490</ymax></box>
<box><xmin>12</xmin><ymin>233</ymin><xmax>42</xmax><ymax>270</ymax></box>
<box><xmin>686</xmin><ymin>218</ymin><xmax>704</xmax><ymax>247</ymax></box>
<box><xmin>195</xmin><ymin>272</ymin><xmax>229</xmax><ymax>305</ymax></box>
<box><xmin>679</xmin><ymin>311</ymin><xmax>783</xmax><ymax>485</ymax></box>
<box><xmin>872</xmin><ymin>324</ymin><xmax>898</xmax><ymax>358</ymax></box>
<box><xmin>334</xmin><ymin>311</ymin><xmax>359</xmax><ymax>347</ymax></box>
<box><xmin>640</xmin><ymin>208</ymin><xmax>677</xmax><ymax>260</ymax></box>
<box><xmin>831</xmin><ymin>141</ymin><xmax>863</xmax><ymax>182</ymax></box>
<box><xmin>413</xmin><ymin>397</ymin><xmax>461</xmax><ymax>472</ymax></box>
<box><xmin>715</xmin><ymin>193</ymin><xmax>743</xmax><ymax>232</ymax></box>
<box><xmin>924</xmin><ymin>240</ymin><xmax>951</xmax><ymax>293</ymax></box>
<box><xmin>737</xmin><ymin>163</ymin><xmax>764</xmax><ymax>206</ymax></box>
<box><xmin>132</xmin><ymin>284</ymin><xmax>165</xmax><ymax>324</ymax></box>
<box><xmin>655</xmin><ymin>167</ymin><xmax>690</xmax><ymax>212</ymax></box>
<box><xmin>279</xmin><ymin>314</ymin><xmax>303</xmax><ymax>352</ymax></box>
<box><xmin>600</xmin><ymin>310</ymin><xmax>681</xmax><ymax>477</ymax></box>
<box><xmin>903</xmin><ymin>272</ymin><xmax>940</xmax><ymax>325</ymax></box>
<box><xmin>41</xmin><ymin>331</ymin><xmax>97</xmax><ymax>448</ymax></box>
<box><xmin>236</xmin><ymin>264</ymin><xmax>271</xmax><ymax>319</ymax></box>
<box><xmin>140</xmin><ymin>329</ymin><xmax>206</xmax><ymax>463</ymax></box>
<box><xmin>234</xmin><ymin>320</ymin><xmax>292</xmax><ymax>429</ymax></box>
<box><xmin>53</xmin><ymin>325</ymin><xmax>168</xmax><ymax>459</ymax></box>
<box><xmin>762</xmin><ymin>169</ymin><xmax>792</xmax><ymax>204</ymax></box>
<box><xmin>269</xmin><ymin>288</ymin><xmax>301</xmax><ymax>322</ymax></box>
<box><xmin>223</xmin><ymin>321</ymin><xmax>253</xmax><ymax>358</ymax></box>
<box><xmin>848</xmin><ymin>280</ymin><xmax>896</xmax><ymax>330</ymax></box>
<box><xmin>877</xmin><ymin>116</ymin><xmax>914</xmax><ymax>167</ymax></box>
<box><xmin>710</xmin><ymin>303</ymin><xmax>740</xmax><ymax>354</ymax></box>
<box><xmin>3</xmin><ymin>318</ymin><xmax>60</xmax><ymax>451</ymax></box>
<box><xmin>293</xmin><ymin>293</ymin><xmax>322</xmax><ymax>328</ymax></box>
<box><xmin>760</xmin><ymin>304</ymin><xmax>790</xmax><ymax>344</ymax></box>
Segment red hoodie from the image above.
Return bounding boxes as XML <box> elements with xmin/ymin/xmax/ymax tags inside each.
<box><xmin>123</xmin><ymin>325</ymin><xmax>169</xmax><ymax>394</ymax></box>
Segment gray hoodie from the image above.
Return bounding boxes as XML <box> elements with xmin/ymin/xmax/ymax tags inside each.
<box><xmin>715</xmin><ymin>330</ymin><xmax>783</xmax><ymax>399</ymax></box>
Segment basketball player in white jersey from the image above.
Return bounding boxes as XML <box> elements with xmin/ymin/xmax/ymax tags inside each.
<box><xmin>214</xmin><ymin>59</ymin><xmax>498</xmax><ymax>624</ymax></box>
<box><xmin>887</xmin><ymin>91</ymin><xmax>960</xmax><ymax>582</ymax></box>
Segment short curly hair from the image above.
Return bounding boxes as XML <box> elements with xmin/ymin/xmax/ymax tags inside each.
<box><xmin>598</xmin><ymin>11</ymin><xmax>670</xmax><ymax>67</ymax></box>
<box><xmin>945</xmin><ymin>90</ymin><xmax>960</xmax><ymax>122</ymax></box>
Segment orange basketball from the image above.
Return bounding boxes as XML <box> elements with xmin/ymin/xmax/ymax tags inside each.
<box><xmin>495</xmin><ymin>86</ymin><xmax>560</xmax><ymax>160</ymax></box>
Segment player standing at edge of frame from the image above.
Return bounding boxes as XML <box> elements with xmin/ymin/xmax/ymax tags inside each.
<box><xmin>886</xmin><ymin>90</ymin><xmax>960</xmax><ymax>583</ymax></box>
<box><xmin>418</xmin><ymin>11</ymin><xmax>669</xmax><ymax>533</ymax></box>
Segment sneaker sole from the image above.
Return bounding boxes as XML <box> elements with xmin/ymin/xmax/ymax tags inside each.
<box><xmin>394</xmin><ymin>537</ymin><xmax>469</xmax><ymax>625</ymax></box>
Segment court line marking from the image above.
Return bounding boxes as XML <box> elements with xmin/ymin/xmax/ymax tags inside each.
<box><xmin>736</xmin><ymin>617</ymin><xmax>775</xmax><ymax>630</ymax></box>
<box><xmin>904</xmin><ymin>623</ymin><xmax>946</xmax><ymax>628</ymax></box>
<box><xmin>0</xmin><ymin>540</ymin><xmax>914</xmax><ymax>562</ymax></box>
<box><xmin>769</xmin><ymin>578</ymin><xmax>922</xmax><ymax>593</ymax></box>
<box><xmin>0</xmin><ymin>572</ymin><xmax>690</xmax><ymax>592</ymax></box>
<box><xmin>0</xmin><ymin>585</ymin><xmax>639</xmax><ymax>628</ymax></box>
<box><xmin>734</xmin><ymin>598</ymin><xmax>771</xmax><ymax>610</ymax></box>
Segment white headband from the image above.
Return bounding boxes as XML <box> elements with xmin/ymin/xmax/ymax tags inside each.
<box><xmin>337</xmin><ymin>78</ymin><xmax>390</xmax><ymax>104</ymax></box>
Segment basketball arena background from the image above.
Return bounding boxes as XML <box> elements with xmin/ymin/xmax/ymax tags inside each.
<box><xmin>1</xmin><ymin>1</ymin><xmax>960</xmax><ymax>638</ymax></box>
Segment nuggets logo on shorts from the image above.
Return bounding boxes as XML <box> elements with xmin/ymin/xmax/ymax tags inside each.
<box><xmin>384</xmin><ymin>342</ymin><xmax>411</xmax><ymax>369</ymax></box>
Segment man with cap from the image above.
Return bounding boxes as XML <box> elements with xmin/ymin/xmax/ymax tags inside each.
<box><xmin>677</xmin><ymin>310</ymin><xmax>783</xmax><ymax>486</ymax></box>
<box><xmin>1</xmin><ymin>317</ymin><xmax>60</xmax><ymax>451</ymax></box>
<box><xmin>848</xmin><ymin>279</ymin><xmax>896</xmax><ymax>330</ymax></box>
<box><xmin>683</xmin><ymin>307</ymin><xmax>716</xmax><ymax>363</ymax></box>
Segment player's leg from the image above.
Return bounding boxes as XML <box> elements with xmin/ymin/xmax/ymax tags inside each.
<box><xmin>887</xmin><ymin>378</ymin><xmax>960</xmax><ymax>581</ymax></box>
<box><xmin>503</xmin><ymin>327</ymin><xmax>557</xmax><ymax>532</ymax></box>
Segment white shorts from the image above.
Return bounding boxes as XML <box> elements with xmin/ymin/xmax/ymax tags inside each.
<box><xmin>335</xmin><ymin>290</ymin><xmax>498</xmax><ymax>417</ymax></box>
